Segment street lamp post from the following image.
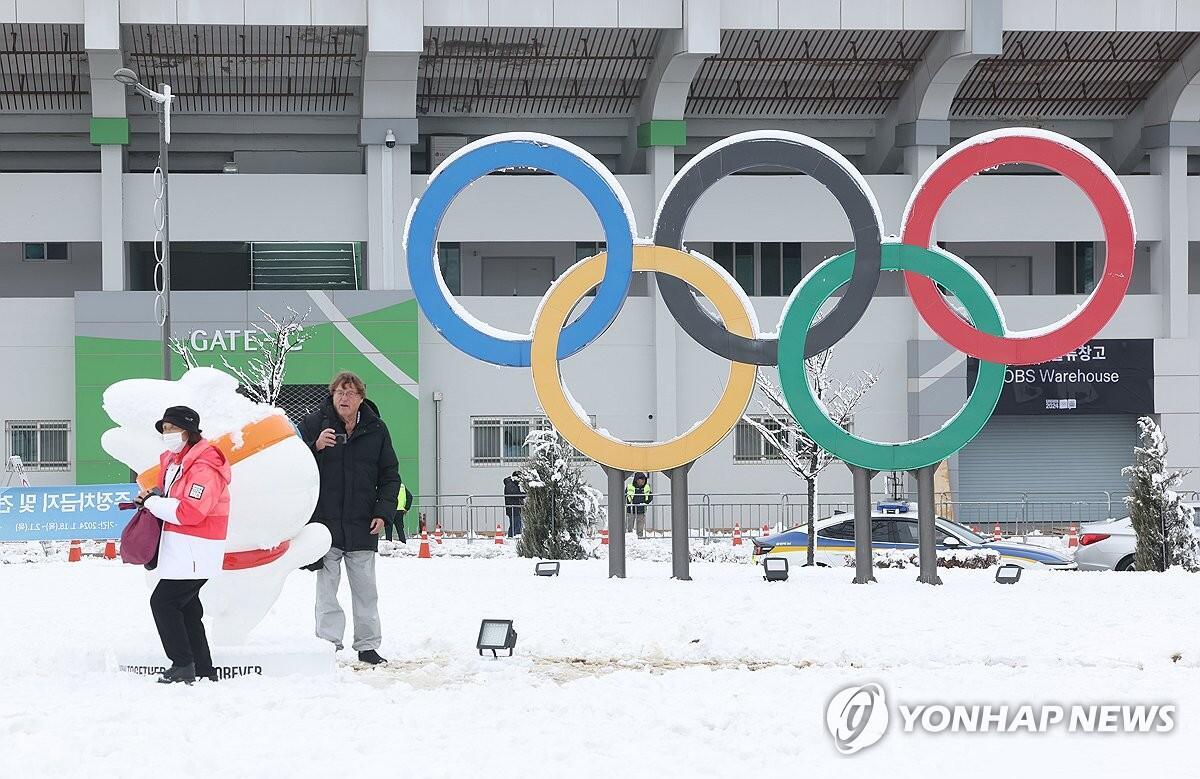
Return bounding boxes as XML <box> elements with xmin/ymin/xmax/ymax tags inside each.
<box><xmin>113</xmin><ymin>68</ymin><xmax>175</xmax><ymax>380</ymax></box>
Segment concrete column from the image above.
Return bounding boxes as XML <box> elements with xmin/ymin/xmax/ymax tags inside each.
<box><xmin>1150</xmin><ymin>146</ymin><xmax>1189</xmax><ymax>339</ymax></box>
<box><xmin>85</xmin><ymin>0</ymin><xmax>126</xmax><ymax>290</ymax></box>
<box><xmin>902</xmin><ymin>145</ymin><xmax>938</xmax><ymax>177</ymax></box>
<box><xmin>365</xmin><ymin>141</ymin><xmax>412</xmax><ymax>290</ymax></box>
<box><xmin>99</xmin><ymin>144</ymin><xmax>125</xmax><ymax>290</ymax></box>
<box><xmin>362</xmin><ymin>0</ymin><xmax>421</xmax><ymax>290</ymax></box>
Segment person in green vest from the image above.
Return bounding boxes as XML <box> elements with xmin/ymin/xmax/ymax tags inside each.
<box><xmin>385</xmin><ymin>481</ymin><xmax>413</xmax><ymax>543</ymax></box>
<box><xmin>625</xmin><ymin>472</ymin><xmax>652</xmax><ymax>538</ymax></box>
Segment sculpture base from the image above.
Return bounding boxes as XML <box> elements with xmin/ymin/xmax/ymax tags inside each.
<box><xmin>111</xmin><ymin>646</ymin><xmax>335</xmax><ymax>679</ymax></box>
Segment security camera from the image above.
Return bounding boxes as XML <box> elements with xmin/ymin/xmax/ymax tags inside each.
<box><xmin>384</xmin><ymin>129</ymin><xmax>396</xmax><ymax>149</ymax></box>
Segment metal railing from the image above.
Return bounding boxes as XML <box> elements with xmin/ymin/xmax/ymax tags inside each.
<box><xmin>412</xmin><ymin>490</ymin><xmax>1124</xmax><ymax>541</ymax></box>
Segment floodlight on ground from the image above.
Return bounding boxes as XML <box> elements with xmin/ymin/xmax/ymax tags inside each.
<box><xmin>763</xmin><ymin>556</ymin><xmax>789</xmax><ymax>582</ymax></box>
<box><xmin>995</xmin><ymin>563</ymin><xmax>1022</xmax><ymax>584</ymax></box>
<box><xmin>477</xmin><ymin>619</ymin><xmax>517</xmax><ymax>657</ymax></box>
<box><xmin>535</xmin><ymin>561</ymin><xmax>560</xmax><ymax>577</ymax></box>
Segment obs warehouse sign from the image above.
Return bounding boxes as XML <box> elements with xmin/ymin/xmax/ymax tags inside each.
<box><xmin>968</xmin><ymin>339</ymin><xmax>1153</xmax><ymax>415</ymax></box>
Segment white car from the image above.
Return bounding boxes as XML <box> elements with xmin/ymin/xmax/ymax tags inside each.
<box><xmin>751</xmin><ymin>502</ymin><xmax>1076</xmax><ymax>569</ymax></box>
<box><xmin>1075</xmin><ymin>507</ymin><xmax>1200</xmax><ymax>571</ymax></box>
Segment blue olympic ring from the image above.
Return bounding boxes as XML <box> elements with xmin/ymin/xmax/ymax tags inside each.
<box><xmin>405</xmin><ymin>136</ymin><xmax>635</xmax><ymax>367</ymax></box>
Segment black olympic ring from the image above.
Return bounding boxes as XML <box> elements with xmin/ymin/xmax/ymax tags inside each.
<box><xmin>651</xmin><ymin>134</ymin><xmax>885</xmax><ymax>363</ymax></box>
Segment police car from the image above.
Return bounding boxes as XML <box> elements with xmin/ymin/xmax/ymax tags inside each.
<box><xmin>751</xmin><ymin>502</ymin><xmax>1076</xmax><ymax>569</ymax></box>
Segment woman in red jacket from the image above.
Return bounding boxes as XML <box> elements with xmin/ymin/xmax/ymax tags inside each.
<box><xmin>137</xmin><ymin>406</ymin><xmax>232</xmax><ymax>684</ymax></box>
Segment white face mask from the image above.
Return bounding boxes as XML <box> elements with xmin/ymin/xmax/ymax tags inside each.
<box><xmin>162</xmin><ymin>432</ymin><xmax>186</xmax><ymax>453</ymax></box>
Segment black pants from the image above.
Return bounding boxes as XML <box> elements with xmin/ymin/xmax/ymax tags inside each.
<box><xmin>150</xmin><ymin>579</ymin><xmax>214</xmax><ymax>673</ymax></box>
<box><xmin>385</xmin><ymin>510</ymin><xmax>407</xmax><ymax>542</ymax></box>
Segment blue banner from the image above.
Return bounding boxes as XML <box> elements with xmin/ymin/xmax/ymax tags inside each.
<box><xmin>0</xmin><ymin>484</ymin><xmax>138</xmax><ymax>542</ymax></box>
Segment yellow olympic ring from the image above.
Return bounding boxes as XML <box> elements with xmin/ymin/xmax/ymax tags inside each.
<box><xmin>531</xmin><ymin>245</ymin><xmax>757</xmax><ymax>472</ymax></box>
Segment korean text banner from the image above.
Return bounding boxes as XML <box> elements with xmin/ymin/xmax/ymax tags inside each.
<box><xmin>0</xmin><ymin>484</ymin><xmax>137</xmax><ymax>541</ymax></box>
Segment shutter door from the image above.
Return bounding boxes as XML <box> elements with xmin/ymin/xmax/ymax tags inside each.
<box><xmin>956</xmin><ymin>414</ymin><xmax>1136</xmax><ymax>525</ymax></box>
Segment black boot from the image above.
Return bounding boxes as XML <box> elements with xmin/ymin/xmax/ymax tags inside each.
<box><xmin>158</xmin><ymin>663</ymin><xmax>196</xmax><ymax>684</ymax></box>
<box><xmin>358</xmin><ymin>650</ymin><xmax>387</xmax><ymax>665</ymax></box>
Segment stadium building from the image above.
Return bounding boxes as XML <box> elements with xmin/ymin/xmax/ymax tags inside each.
<box><xmin>2</xmin><ymin>0</ymin><xmax>1198</xmax><ymax>528</ymax></box>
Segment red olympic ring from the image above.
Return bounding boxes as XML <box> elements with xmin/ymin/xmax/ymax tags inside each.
<box><xmin>901</xmin><ymin>132</ymin><xmax>1135</xmax><ymax>366</ymax></box>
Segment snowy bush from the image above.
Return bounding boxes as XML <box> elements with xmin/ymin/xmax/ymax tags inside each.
<box><xmin>516</xmin><ymin>430</ymin><xmax>603</xmax><ymax>560</ymax></box>
<box><xmin>1124</xmin><ymin>417</ymin><xmax>1200</xmax><ymax>572</ymax></box>
<box><xmin>840</xmin><ymin>548</ymin><xmax>1000</xmax><ymax>570</ymax></box>
<box><xmin>0</xmin><ymin>543</ymin><xmax>52</xmax><ymax>564</ymax></box>
<box><xmin>691</xmin><ymin>543</ymin><xmax>755</xmax><ymax>564</ymax></box>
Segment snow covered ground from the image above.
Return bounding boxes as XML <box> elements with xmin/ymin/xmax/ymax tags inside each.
<box><xmin>0</xmin><ymin>549</ymin><xmax>1195</xmax><ymax>778</ymax></box>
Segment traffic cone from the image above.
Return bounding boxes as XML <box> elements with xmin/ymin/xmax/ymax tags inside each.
<box><xmin>495</xmin><ymin>522</ymin><xmax>504</xmax><ymax>545</ymax></box>
<box><xmin>600</xmin><ymin>528</ymin><xmax>609</xmax><ymax>546</ymax></box>
<box><xmin>1068</xmin><ymin>524</ymin><xmax>1079</xmax><ymax>548</ymax></box>
<box><xmin>732</xmin><ymin>522</ymin><xmax>742</xmax><ymax>547</ymax></box>
<box><xmin>972</xmin><ymin>526</ymin><xmax>980</xmax><ymax>534</ymax></box>
<box><xmin>993</xmin><ymin>523</ymin><xmax>1002</xmax><ymax>542</ymax></box>
<box><xmin>68</xmin><ymin>540</ymin><xmax>81</xmax><ymax>563</ymax></box>
<box><xmin>433</xmin><ymin>523</ymin><xmax>444</xmax><ymax>545</ymax></box>
<box><xmin>103</xmin><ymin>541</ymin><xmax>118</xmax><ymax>560</ymax></box>
<box><xmin>418</xmin><ymin>531</ymin><xmax>431</xmax><ymax>559</ymax></box>
<box><xmin>761</xmin><ymin>522</ymin><xmax>769</xmax><ymax>537</ymax></box>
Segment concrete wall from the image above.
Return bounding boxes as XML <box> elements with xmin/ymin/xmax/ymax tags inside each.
<box><xmin>0</xmin><ymin>243</ymin><xmax>102</xmax><ymax>297</ymax></box>
<box><xmin>0</xmin><ymin>298</ymin><xmax>76</xmax><ymax>486</ymax></box>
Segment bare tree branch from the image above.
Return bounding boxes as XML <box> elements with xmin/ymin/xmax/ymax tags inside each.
<box><xmin>739</xmin><ymin>350</ymin><xmax>880</xmax><ymax>565</ymax></box>
<box><xmin>168</xmin><ymin>335</ymin><xmax>199</xmax><ymax>371</ymax></box>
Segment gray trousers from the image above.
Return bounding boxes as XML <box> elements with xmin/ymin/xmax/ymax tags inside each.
<box><xmin>315</xmin><ymin>548</ymin><xmax>381</xmax><ymax>652</ymax></box>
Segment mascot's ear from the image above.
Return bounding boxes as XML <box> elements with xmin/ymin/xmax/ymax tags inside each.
<box><xmin>100</xmin><ymin>426</ymin><xmax>162</xmax><ymax>475</ymax></box>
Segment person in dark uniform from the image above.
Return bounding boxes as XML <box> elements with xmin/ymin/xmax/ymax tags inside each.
<box><xmin>385</xmin><ymin>481</ymin><xmax>412</xmax><ymax>543</ymax></box>
<box><xmin>625</xmin><ymin>472</ymin><xmax>652</xmax><ymax>538</ymax></box>
<box><xmin>503</xmin><ymin>471</ymin><xmax>525</xmax><ymax>538</ymax></box>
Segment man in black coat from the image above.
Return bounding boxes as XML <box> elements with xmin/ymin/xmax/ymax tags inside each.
<box><xmin>299</xmin><ymin>372</ymin><xmax>400</xmax><ymax>665</ymax></box>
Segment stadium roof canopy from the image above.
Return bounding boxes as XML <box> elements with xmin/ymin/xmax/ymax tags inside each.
<box><xmin>1</xmin><ymin>23</ymin><xmax>1198</xmax><ymax>124</ymax></box>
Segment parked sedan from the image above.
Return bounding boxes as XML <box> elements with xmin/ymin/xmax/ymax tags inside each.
<box><xmin>1074</xmin><ymin>517</ymin><xmax>1138</xmax><ymax>571</ymax></box>
<box><xmin>751</xmin><ymin>503</ymin><xmax>1076</xmax><ymax>569</ymax></box>
<box><xmin>1075</xmin><ymin>508</ymin><xmax>1200</xmax><ymax>571</ymax></box>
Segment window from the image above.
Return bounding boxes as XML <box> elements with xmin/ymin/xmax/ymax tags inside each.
<box><xmin>575</xmin><ymin>241</ymin><xmax>606</xmax><ymax>262</ymax></box>
<box><xmin>575</xmin><ymin>242</ymin><xmax>605</xmax><ymax>296</ymax></box>
<box><xmin>250</xmin><ymin>242</ymin><xmax>361</xmax><ymax>290</ymax></box>
<box><xmin>893</xmin><ymin>521</ymin><xmax>958</xmax><ymax>544</ymax></box>
<box><xmin>712</xmin><ymin>242</ymin><xmax>802</xmax><ymax>296</ymax></box>
<box><xmin>734</xmin><ymin>416</ymin><xmax>790</xmax><ymax>462</ymax></box>
<box><xmin>821</xmin><ymin>520</ymin><xmax>855</xmax><ymax>540</ymax></box>
<box><xmin>471</xmin><ymin>416</ymin><xmax>592</xmax><ymax>466</ymax></box>
<box><xmin>893</xmin><ymin>521</ymin><xmax>919</xmax><ymax>544</ymax></box>
<box><xmin>23</xmin><ymin>242</ymin><xmax>68</xmax><ymax>262</ymax></box>
<box><xmin>439</xmin><ymin>242</ymin><xmax>461</xmax><ymax>295</ymax></box>
<box><xmin>871</xmin><ymin>520</ymin><xmax>893</xmax><ymax>543</ymax></box>
<box><xmin>7</xmin><ymin>420</ymin><xmax>70</xmax><ymax>471</ymax></box>
<box><xmin>1055</xmin><ymin>241</ymin><xmax>1095</xmax><ymax>294</ymax></box>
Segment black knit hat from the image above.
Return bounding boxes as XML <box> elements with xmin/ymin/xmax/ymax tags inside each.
<box><xmin>155</xmin><ymin>405</ymin><xmax>202</xmax><ymax>435</ymax></box>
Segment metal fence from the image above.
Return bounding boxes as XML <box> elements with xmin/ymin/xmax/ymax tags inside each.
<box><xmin>412</xmin><ymin>490</ymin><xmax>1122</xmax><ymax>541</ymax></box>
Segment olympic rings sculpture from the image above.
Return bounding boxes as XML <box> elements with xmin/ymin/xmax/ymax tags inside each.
<box><xmin>404</xmin><ymin>129</ymin><xmax>1135</xmax><ymax>475</ymax></box>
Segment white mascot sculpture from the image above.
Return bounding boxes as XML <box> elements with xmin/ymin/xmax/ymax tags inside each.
<box><xmin>101</xmin><ymin>367</ymin><xmax>331</xmax><ymax>644</ymax></box>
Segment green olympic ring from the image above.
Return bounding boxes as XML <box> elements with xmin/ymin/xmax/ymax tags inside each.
<box><xmin>778</xmin><ymin>243</ymin><xmax>1006</xmax><ymax>472</ymax></box>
